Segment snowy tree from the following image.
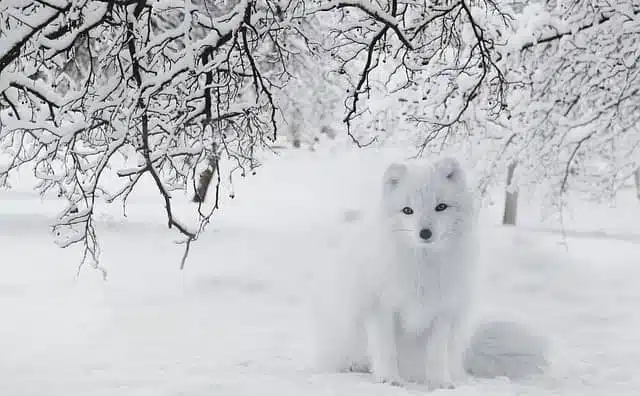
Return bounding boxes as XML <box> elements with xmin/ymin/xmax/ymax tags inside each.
<box><xmin>441</xmin><ymin>1</ymin><xmax>640</xmax><ymax>224</ymax></box>
<box><xmin>0</xmin><ymin>0</ymin><xmax>512</xmax><ymax>268</ymax></box>
<box><xmin>499</xmin><ymin>0</ymin><xmax>640</xmax><ymax>204</ymax></box>
<box><xmin>0</xmin><ymin>0</ymin><xmax>308</xmax><ymax>269</ymax></box>
<box><xmin>314</xmin><ymin>0</ymin><xmax>511</xmax><ymax>149</ymax></box>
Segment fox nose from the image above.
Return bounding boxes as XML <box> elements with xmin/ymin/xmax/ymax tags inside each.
<box><xmin>419</xmin><ymin>228</ymin><xmax>432</xmax><ymax>241</ymax></box>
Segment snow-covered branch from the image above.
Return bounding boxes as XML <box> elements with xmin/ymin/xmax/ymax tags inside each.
<box><xmin>498</xmin><ymin>0</ymin><xmax>640</xmax><ymax>202</ymax></box>
<box><xmin>3</xmin><ymin>0</ymin><xmax>569</xmax><ymax>269</ymax></box>
<box><xmin>313</xmin><ymin>0</ymin><xmax>511</xmax><ymax>145</ymax></box>
<box><xmin>0</xmin><ymin>0</ymin><xmax>306</xmax><ymax>270</ymax></box>
<box><xmin>311</xmin><ymin>0</ymin><xmax>413</xmax><ymax>49</ymax></box>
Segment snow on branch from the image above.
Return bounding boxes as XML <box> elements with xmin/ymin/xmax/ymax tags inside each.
<box><xmin>0</xmin><ymin>5</ymin><xmax>68</xmax><ymax>72</ymax></box>
<box><xmin>309</xmin><ymin>0</ymin><xmax>511</xmax><ymax>146</ymax></box>
<box><xmin>310</xmin><ymin>0</ymin><xmax>413</xmax><ymax>49</ymax></box>
<box><xmin>499</xmin><ymin>0</ymin><xmax>640</xmax><ymax>202</ymax></box>
<box><xmin>0</xmin><ymin>0</ymin><xmax>306</xmax><ymax>272</ymax></box>
<box><xmin>0</xmin><ymin>0</ymin><xmax>548</xmax><ymax>270</ymax></box>
<box><xmin>520</xmin><ymin>6</ymin><xmax>640</xmax><ymax>52</ymax></box>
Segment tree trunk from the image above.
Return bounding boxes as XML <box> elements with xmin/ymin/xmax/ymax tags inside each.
<box><xmin>192</xmin><ymin>144</ymin><xmax>219</xmax><ymax>203</ymax></box>
<box><xmin>502</xmin><ymin>162</ymin><xmax>519</xmax><ymax>226</ymax></box>
<box><xmin>635</xmin><ymin>168</ymin><xmax>640</xmax><ymax>201</ymax></box>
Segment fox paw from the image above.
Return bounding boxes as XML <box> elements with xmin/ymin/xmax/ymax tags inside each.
<box><xmin>373</xmin><ymin>374</ymin><xmax>404</xmax><ymax>387</ymax></box>
<box><xmin>425</xmin><ymin>378</ymin><xmax>455</xmax><ymax>390</ymax></box>
<box><xmin>346</xmin><ymin>361</ymin><xmax>370</xmax><ymax>373</ymax></box>
<box><xmin>380</xmin><ymin>377</ymin><xmax>404</xmax><ymax>387</ymax></box>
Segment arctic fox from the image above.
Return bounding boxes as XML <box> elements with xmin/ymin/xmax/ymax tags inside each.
<box><xmin>317</xmin><ymin>157</ymin><xmax>548</xmax><ymax>388</ymax></box>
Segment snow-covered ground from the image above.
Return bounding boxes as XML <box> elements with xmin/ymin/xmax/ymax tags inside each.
<box><xmin>2</xmin><ymin>148</ymin><xmax>640</xmax><ymax>395</ymax></box>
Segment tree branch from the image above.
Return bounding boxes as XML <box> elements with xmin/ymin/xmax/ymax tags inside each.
<box><xmin>315</xmin><ymin>0</ymin><xmax>414</xmax><ymax>50</ymax></box>
<box><xmin>0</xmin><ymin>5</ymin><xmax>69</xmax><ymax>73</ymax></box>
<box><xmin>521</xmin><ymin>8</ymin><xmax>640</xmax><ymax>51</ymax></box>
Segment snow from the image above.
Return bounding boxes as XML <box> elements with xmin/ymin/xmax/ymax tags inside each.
<box><xmin>309</xmin><ymin>0</ymin><xmax>413</xmax><ymax>49</ymax></box>
<box><xmin>38</xmin><ymin>3</ymin><xmax>109</xmax><ymax>53</ymax></box>
<box><xmin>2</xmin><ymin>147</ymin><xmax>640</xmax><ymax>395</ymax></box>
<box><xmin>0</xmin><ymin>6</ymin><xmax>61</xmax><ymax>65</ymax></box>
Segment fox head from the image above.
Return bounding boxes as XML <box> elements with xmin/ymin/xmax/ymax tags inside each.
<box><xmin>381</xmin><ymin>157</ymin><xmax>474</xmax><ymax>250</ymax></box>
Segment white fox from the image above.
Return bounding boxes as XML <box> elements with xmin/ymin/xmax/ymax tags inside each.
<box><xmin>317</xmin><ymin>157</ymin><xmax>548</xmax><ymax>388</ymax></box>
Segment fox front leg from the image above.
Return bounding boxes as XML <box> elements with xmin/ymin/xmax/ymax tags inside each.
<box><xmin>424</xmin><ymin>315</ymin><xmax>455</xmax><ymax>389</ymax></box>
<box><xmin>366</xmin><ymin>311</ymin><xmax>403</xmax><ymax>386</ymax></box>
<box><xmin>447</xmin><ymin>314</ymin><xmax>470</xmax><ymax>383</ymax></box>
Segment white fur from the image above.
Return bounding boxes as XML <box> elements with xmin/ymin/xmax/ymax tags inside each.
<box><xmin>332</xmin><ymin>157</ymin><xmax>476</xmax><ymax>388</ymax></box>
<box><xmin>317</xmin><ymin>157</ymin><xmax>549</xmax><ymax>388</ymax></box>
<box><xmin>464</xmin><ymin>320</ymin><xmax>549</xmax><ymax>380</ymax></box>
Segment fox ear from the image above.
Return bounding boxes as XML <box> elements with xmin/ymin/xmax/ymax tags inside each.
<box><xmin>383</xmin><ymin>163</ymin><xmax>407</xmax><ymax>190</ymax></box>
<box><xmin>438</xmin><ymin>157</ymin><xmax>464</xmax><ymax>182</ymax></box>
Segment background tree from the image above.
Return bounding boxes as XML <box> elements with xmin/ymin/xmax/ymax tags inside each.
<box><xmin>441</xmin><ymin>1</ymin><xmax>640</xmax><ymax>225</ymax></box>
<box><xmin>500</xmin><ymin>0</ymin><xmax>640</xmax><ymax>211</ymax></box>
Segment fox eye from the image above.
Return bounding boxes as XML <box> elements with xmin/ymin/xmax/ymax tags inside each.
<box><xmin>435</xmin><ymin>203</ymin><xmax>448</xmax><ymax>212</ymax></box>
<box><xmin>401</xmin><ymin>206</ymin><xmax>414</xmax><ymax>215</ymax></box>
